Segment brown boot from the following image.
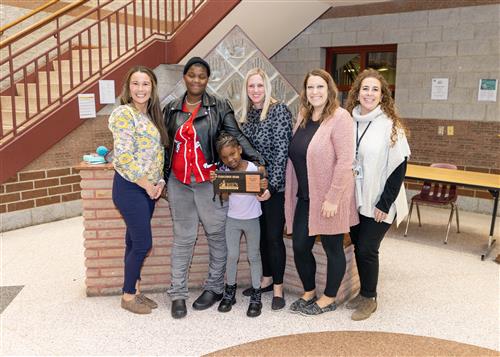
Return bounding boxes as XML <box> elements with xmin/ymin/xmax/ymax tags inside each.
<box><xmin>121</xmin><ymin>296</ymin><xmax>152</xmax><ymax>314</ymax></box>
<box><xmin>136</xmin><ymin>293</ymin><xmax>158</xmax><ymax>309</ymax></box>
<box><xmin>346</xmin><ymin>294</ymin><xmax>366</xmax><ymax>310</ymax></box>
<box><xmin>351</xmin><ymin>297</ymin><xmax>376</xmax><ymax>321</ymax></box>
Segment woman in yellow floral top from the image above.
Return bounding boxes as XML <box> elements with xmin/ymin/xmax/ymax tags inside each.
<box><xmin>108</xmin><ymin>65</ymin><xmax>168</xmax><ymax>314</ymax></box>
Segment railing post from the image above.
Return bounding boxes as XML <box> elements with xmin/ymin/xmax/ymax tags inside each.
<box><xmin>97</xmin><ymin>0</ymin><xmax>103</xmax><ymax>75</ymax></box>
<box><xmin>56</xmin><ymin>17</ymin><xmax>63</xmax><ymax>102</ymax></box>
<box><xmin>133</xmin><ymin>1</ymin><xmax>137</xmax><ymax>48</ymax></box>
<box><xmin>8</xmin><ymin>45</ymin><xmax>16</xmax><ymax>135</ymax></box>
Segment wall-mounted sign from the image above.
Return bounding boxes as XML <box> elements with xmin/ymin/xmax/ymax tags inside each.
<box><xmin>478</xmin><ymin>79</ymin><xmax>497</xmax><ymax>102</ymax></box>
<box><xmin>431</xmin><ymin>78</ymin><xmax>448</xmax><ymax>100</ymax></box>
<box><xmin>78</xmin><ymin>94</ymin><xmax>96</xmax><ymax>118</ymax></box>
<box><xmin>99</xmin><ymin>80</ymin><xmax>116</xmax><ymax>104</ymax></box>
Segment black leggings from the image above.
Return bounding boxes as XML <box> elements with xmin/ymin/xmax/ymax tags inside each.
<box><xmin>292</xmin><ymin>198</ymin><xmax>346</xmax><ymax>297</ymax></box>
<box><xmin>259</xmin><ymin>191</ymin><xmax>286</xmax><ymax>284</ymax></box>
<box><xmin>349</xmin><ymin>214</ymin><xmax>391</xmax><ymax>298</ymax></box>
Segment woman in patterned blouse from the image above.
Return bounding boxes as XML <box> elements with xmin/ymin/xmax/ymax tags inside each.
<box><xmin>239</xmin><ymin>68</ymin><xmax>292</xmax><ymax>310</ymax></box>
<box><xmin>108</xmin><ymin>65</ymin><xmax>168</xmax><ymax>314</ymax></box>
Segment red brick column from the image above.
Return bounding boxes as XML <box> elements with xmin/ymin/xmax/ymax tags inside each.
<box><xmin>77</xmin><ymin>163</ymin><xmax>359</xmax><ymax>300</ymax></box>
<box><xmin>77</xmin><ymin>163</ymin><xmax>252</xmax><ymax>296</ymax></box>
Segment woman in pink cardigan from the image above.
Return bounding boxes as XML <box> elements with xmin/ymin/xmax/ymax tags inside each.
<box><xmin>285</xmin><ymin>69</ymin><xmax>359</xmax><ymax>316</ymax></box>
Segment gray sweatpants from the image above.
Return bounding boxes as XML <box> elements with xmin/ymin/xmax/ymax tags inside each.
<box><xmin>225</xmin><ymin>217</ymin><xmax>262</xmax><ymax>289</ymax></box>
<box><xmin>167</xmin><ymin>175</ymin><xmax>228</xmax><ymax>300</ymax></box>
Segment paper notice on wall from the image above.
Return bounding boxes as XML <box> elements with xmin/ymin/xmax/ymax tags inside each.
<box><xmin>99</xmin><ymin>80</ymin><xmax>116</xmax><ymax>104</ymax></box>
<box><xmin>78</xmin><ymin>94</ymin><xmax>96</xmax><ymax>119</ymax></box>
<box><xmin>431</xmin><ymin>78</ymin><xmax>448</xmax><ymax>100</ymax></box>
<box><xmin>478</xmin><ymin>79</ymin><xmax>497</xmax><ymax>102</ymax></box>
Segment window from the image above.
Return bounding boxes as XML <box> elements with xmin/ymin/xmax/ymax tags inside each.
<box><xmin>325</xmin><ymin>44</ymin><xmax>397</xmax><ymax>106</ymax></box>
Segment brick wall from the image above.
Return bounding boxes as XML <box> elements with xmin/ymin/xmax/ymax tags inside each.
<box><xmin>80</xmin><ymin>164</ymin><xmax>251</xmax><ymax>296</ymax></box>
<box><xmin>79</xmin><ymin>163</ymin><xmax>360</xmax><ymax>298</ymax></box>
<box><xmin>405</xmin><ymin>119</ymin><xmax>499</xmax><ymax>172</ymax></box>
<box><xmin>0</xmin><ymin>167</ymin><xmax>81</xmax><ymax>214</ymax></box>
<box><xmin>0</xmin><ymin>114</ymin><xmax>111</xmax><ymax>231</ymax></box>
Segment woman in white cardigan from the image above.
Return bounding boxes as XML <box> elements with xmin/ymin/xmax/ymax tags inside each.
<box><xmin>345</xmin><ymin>69</ymin><xmax>411</xmax><ymax>321</ymax></box>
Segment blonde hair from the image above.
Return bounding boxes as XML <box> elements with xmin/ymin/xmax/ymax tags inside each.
<box><xmin>239</xmin><ymin>68</ymin><xmax>277</xmax><ymax>124</ymax></box>
<box><xmin>299</xmin><ymin>68</ymin><xmax>339</xmax><ymax>127</ymax></box>
<box><xmin>345</xmin><ymin>68</ymin><xmax>408</xmax><ymax>146</ymax></box>
<box><xmin>120</xmin><ymin>65</ymin><xmax>168</xmax><ymax>147</ymax></box>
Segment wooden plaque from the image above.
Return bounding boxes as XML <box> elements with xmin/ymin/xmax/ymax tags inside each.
<box><xmin>213</xmin><ymin>170</ymin><xmax>263</xmax><ymax>193</ymax></box>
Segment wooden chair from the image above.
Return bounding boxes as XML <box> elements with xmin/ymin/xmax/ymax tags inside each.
<box><xmin>404</xmin><ymin>163</ymin><xmax>460</xmax><ymax>244</ymax></box>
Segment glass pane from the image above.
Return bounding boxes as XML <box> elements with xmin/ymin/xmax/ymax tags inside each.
<box><xmin>331</xmin><ymin>53</ymin><xmax>360</xmax><ymax>86</ymax></box>
<box><xmin>367</xmin><ymin>51</ymin><xmax>397</xmax><ymax>85</ymax></box>
<box><xmin>338</xmin><ymin>91</ymin><xmax>349</xmax><ymax>108</ymax></box>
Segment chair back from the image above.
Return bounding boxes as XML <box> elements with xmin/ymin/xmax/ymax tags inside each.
<box><xmin>419</xmin><ymin>163</ymin><xmax>458</xmax><ymax>202</ymax></box>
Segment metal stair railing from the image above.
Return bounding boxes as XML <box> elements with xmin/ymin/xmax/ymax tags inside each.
<box><xmin>0</xmin><ymin>0</ymin><xmax>205</xmax><ymax>144</ymax></box>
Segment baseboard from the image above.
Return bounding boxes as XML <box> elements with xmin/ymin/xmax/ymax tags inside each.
<box><xmin>0</xmin><ymin>200</ymin><xmax>82</xmax><ymax>232</ymax></box>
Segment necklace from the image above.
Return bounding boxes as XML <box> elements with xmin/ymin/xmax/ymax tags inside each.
<box><xmin>185</xmin><ymin>97</ymin><xmax>202</xmax><ymax>106</ymax></box>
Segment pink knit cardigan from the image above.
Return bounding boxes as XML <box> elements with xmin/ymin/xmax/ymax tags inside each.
<box><xmin>284</xmin><ymin>107</ymin><xmax>359</xmax><ymax>236</ymax></box>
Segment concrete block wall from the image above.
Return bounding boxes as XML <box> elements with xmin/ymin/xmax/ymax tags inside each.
<box><xmin>271</xmin><ymin>4</ymin><xmax>500</xmax><ymax>121</ymax></box>
<box><xmin>271</xmin><ymin>3</ymin><xmax>500</xmax><ymax>214</ymax></box>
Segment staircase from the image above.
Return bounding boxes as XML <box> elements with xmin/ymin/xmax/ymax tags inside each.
<box><xmin>0</xmin><ymin>0</ymin><xmax>240</xmax><ymax>183</ymax></box>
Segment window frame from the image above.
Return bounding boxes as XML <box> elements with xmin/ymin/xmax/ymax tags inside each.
<box><xmin>325</xmin><ymin>44</ymin><xmax>398</xmax><ymax>94</ymax></box>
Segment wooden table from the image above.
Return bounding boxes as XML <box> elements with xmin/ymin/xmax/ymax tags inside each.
<box><xmin>406</xmin><ymin>164</ymin><xmax>500</xmax><ymax>260</ymax></box>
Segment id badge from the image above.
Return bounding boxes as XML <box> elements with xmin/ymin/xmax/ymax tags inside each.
<box><xmin>353</xmin><ymin>160</ymin><xmax>363</xmax><ymax>179</ymax></box>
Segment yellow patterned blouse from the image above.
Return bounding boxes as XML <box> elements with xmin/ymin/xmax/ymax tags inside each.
<box><xmin>108</xmin><ymin>104</ymin><xmax>164</xmax><ymax>183</ymax></box>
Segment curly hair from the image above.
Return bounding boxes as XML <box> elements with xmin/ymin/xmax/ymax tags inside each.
<box><xmin>299</xmin><ymin>69</ymin><xmax>339</xmax><ymax>127</ymax></box>
<box><xmin>215</xmin><ymin>131</ymin><xmax>240</xmax><ymax>155</ymax></box>
<box><xmin>345</xmin><ymin>68</ymin><xmax>408</xmax><ymax>146</ymax></box>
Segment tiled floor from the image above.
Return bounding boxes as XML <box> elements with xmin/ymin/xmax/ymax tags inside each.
<box><xmin>1</xmin><ymin>206</ymin><xmax>499</xmax><ymax>356</ymax></box>
<box><xmin>0</xmin><ymin>286</ymin><xmax>23</xmax><ymax>314</ymax></box>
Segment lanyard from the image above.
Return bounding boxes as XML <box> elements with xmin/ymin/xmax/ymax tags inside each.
<box><xmin>355</xmin><ymin>121</ymin><xmax>372</xmax><ymax>159</ymax></box>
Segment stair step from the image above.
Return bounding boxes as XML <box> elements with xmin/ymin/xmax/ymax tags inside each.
<box><xmin>71</xmin><ymin>48</ymin><xmax>127</xmax><ymax>59</ymax></box>
<box><xmin>1</xmin><ymin>116</ymin><xmax>27</xmax><ymax>132</ymax></box>
<box><xmin>16</xmin><ymin>83</ymin><xmax>71</xmax><ymax>98</ymax></box>
<box><xmin>38</xmin><ymin>71</ymin><xmax>84</xmax><ymax>85</ymax></box>
<box><xmin>52</xmin><ymin>60</ymin><xmax>91</xmax><ymax>74</ymax></box>
<box><xmin>52</xmin><ymin>60</ymin><xmax>101</xmax><ymax>73</ymax></box>
<box><xmin>1</xmin><ymin>96</ymin><xmax>48</xmax><ymax>110</ymax></box>
<box><xmin>1</xmin><ymin>110</ymin><xmax>29</xmax><ymax>121</ymax></box>
<box><xmin>0</xmin><ymin>100</ymin><xmax>39</xmax><ymax>114</ymax></box>
<box><xmin>71</xmin><ymin>48</ymin><xmax>111</xmax><ymax>60</ymax></box>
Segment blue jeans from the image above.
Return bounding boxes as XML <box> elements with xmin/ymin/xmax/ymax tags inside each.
<box><xmin>112</xmin><ymin>172</ymin><xmax>155</xmax><ymax>294</ymax></box>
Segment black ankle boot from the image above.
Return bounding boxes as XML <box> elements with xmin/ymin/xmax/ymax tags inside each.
<box><xmin>247</xmin><ymin>288</ymin><xmax>262</xmax><ymax>317</ymax></box>
<box><xmin>218</xmin><ymin>283</ymin><xmax>237</xmax><ymax>312</ymax></box>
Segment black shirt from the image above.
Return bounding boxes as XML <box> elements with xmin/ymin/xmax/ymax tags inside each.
<box><xmin>288</xmin><ymin>119</ymin><xmax>320</xmax><ymax>200</ymax></box>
